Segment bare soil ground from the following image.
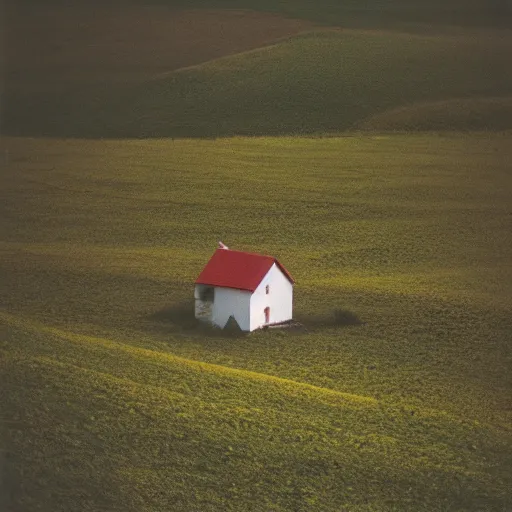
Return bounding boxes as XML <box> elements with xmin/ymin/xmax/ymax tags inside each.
<box><xmin>4</xmin><ymin>4</ymin><xmax>314</xmax><ymax>94</ymax></box>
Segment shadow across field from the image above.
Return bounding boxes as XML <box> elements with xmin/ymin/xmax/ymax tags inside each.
<box><xmin>146</xmin><ymin>301</ymin><xmax>247</xmax><ymax>338</ymax></box>
<box><xmin>147</xmin><ymin>302</ymin><xmax>363</xmax><ymax>337</ymax></box>
<box><xmin>296</xmin><ymin>308</ymin><xmax>365</xmax><ymax>330</ymax></box>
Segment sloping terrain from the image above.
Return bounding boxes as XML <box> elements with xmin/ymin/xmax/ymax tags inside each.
<box><xmin>1</xmin><ymin>134</ymin><xmax>511</xmax><ymax>510</ymax></box>
<box><xmin>356</xmin><ymin>96</ymin><xmax>512</xmax><ymax>132</ymax></box>
<box><xmin>5</xmin><ymin>4</ymin><xmax>313</xmax><ymax>90</ymax></box>
<box><xmin>3</xmin><ymin>4</ymin><xmax>313</xmax><ymax>136</ymax></box>
<box><xmin>5</xmin><ymin>22</ymin><xmax>512</xmax><ymax>137</ymax></box>
<box><xmin>2</xmin><ymin>311</ymin><xmax>511</xmax><ymax>511</ymax></box>
<box><xmin>98</xmin><ymin>28</ymin><xmax>512</xmax><ymax>137</ymax></box>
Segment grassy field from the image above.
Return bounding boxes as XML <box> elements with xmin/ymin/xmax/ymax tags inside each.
<box><xmin>2</xmin><ymin>1</ymin><xmax>512</xmax><ymax>509</ymax></box>
<box><xmin>1</xmin><ymin>134</ymin><xmax>511</xmax><ymax>510</ymax></box>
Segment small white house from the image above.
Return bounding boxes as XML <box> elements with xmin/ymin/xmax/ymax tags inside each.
<box><xmin>194</xmin><ymin>243</ymin><xmax>294</xmax><ymax>332</ymax></box>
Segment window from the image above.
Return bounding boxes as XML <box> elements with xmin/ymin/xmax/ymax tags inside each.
<box><xmin>264</xmin><ymin>307</ymin><xmax>270</xmax><ymax>324</ymax></box>
<box><xmin>199</xmin><ymin>286</ymin><xmax>214</xmax><ymax>302</ymax></box>
<box><xmin>265</xmin><ymin>284</ymin><xmax>269</xmax><ymax>295</ymax></box>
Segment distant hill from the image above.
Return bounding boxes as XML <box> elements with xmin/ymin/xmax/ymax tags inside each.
<box><xmin>190</xmin><ymin>0</ymin><xmax>512</xmax><ymax>27</ymax></box>
<box><xmin>356</xmin><ymin>96</ymin><xmax>512</xmax><ymax>132</ymax></box>
<box><xmin>3</xmin><ymin>3</ymin><xmax>512</xmax><ymax>137</ymax></box>
<box><xmin>6</xmin><ymin>26</ymin><xmax>512</xmax><ymax>137</ymax></box>
<box><xmin>11</xmin><ymin>0</ymin><xmax>512</xmax><ymax>28</ymax></box>
<box><xmin>104</xmin><ymin>29</ymin><xmax>512</xmax><ymax>137</ymax></box>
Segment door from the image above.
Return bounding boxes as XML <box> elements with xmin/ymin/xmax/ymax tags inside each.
<box><xmin>264</xmin><ymin>307</ymin><xmax>270</xmax><ymax>324</ymax></box>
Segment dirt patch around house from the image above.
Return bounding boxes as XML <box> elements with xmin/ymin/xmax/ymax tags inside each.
<box><xmin>5</xmin><ymin>4</ymin><xmax>315</xmax><ymax>94</ymax></box>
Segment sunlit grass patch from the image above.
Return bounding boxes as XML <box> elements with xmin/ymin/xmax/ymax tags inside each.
<box><xmin>2</xmin><ymin>314</ymin><xmax>510</xmax><ymax>511</ymax></box>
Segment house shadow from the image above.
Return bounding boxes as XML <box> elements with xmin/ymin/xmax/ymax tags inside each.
<box><xmin>146</xmin><ymin>303</ymin><xmax>363</xmax><ymax>337</ymax></box>
<box><xmin>296</xmin><ymin>308</ymin><xmax>365</xmax><ymax>331</ymax></box>
<box><xmin>145</xmin><ymin>301</ymin><xmax>246</xmax><ymax>338</ymax></box>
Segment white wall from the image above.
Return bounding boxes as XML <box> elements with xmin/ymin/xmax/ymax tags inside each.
<box><xmin>250</xmin><ymin>263</ymin><xmax>293</xmax><ymax>331</ymax></box>
<box><xmin>212</xmin><ymin>287</ymin><xmax>252</xmax><ymax>331</ymax></box>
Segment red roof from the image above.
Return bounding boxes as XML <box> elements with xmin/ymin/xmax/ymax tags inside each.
<box><xmin>195</xmin><ymin>249</ymin><xmax>294</xmax><ymax>292</ymax></box>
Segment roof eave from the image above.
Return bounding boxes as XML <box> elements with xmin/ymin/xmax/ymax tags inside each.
<box><xmin>195</xmin><ymin>281</ymin><xmax>255</xmax><ymax>293</ymax></box>
<box><xmin>274</xmin><ymin>260</ymin><xmax>295</xmax><ymax>284</ymax></box>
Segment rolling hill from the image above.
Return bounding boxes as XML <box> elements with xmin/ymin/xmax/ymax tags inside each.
<box><xmin>4</xmin><ymin>5</ymin><xmax>512</xmax><ymax>138</ymax></box>
<box><xmin>95</xmin><ymin>29</ymin><xmax>512</xmax><ymax>137</ymax></box>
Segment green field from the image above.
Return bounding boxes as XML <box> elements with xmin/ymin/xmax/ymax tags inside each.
<box><xmin>1</xmin><ymin>134</ymin><xmax>511</xmax><ymax>510</ymax></box>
